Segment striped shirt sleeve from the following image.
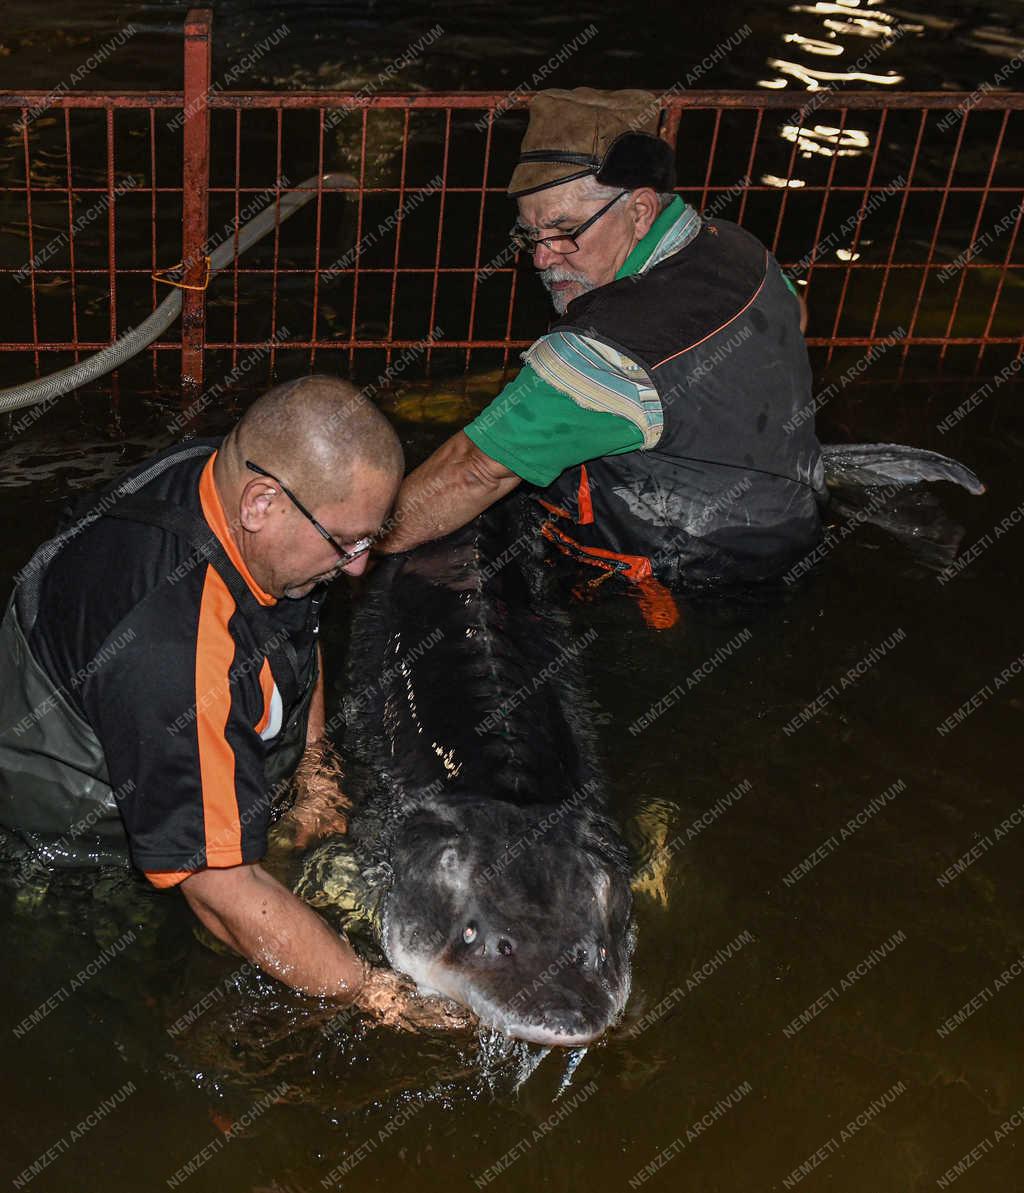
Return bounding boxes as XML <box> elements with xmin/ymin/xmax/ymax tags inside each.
<box><xmin>523</xmin><ymin>331</ymin><xmax>664</xmax><ymax>448</ymax></box>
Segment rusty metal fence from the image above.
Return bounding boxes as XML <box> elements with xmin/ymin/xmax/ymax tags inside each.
<box><xmin>0</xmin><ymin>7</ymin><xmax>1021</xmax><ymax>400</ymax></box>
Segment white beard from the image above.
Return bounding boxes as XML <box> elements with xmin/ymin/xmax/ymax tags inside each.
<box><xmin>540</xmin><ymin>268</ymin><xmax>595</xmax><ymax>314</ymax></box>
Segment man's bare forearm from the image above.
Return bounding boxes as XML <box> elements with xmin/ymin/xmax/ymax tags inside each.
<box><xmin>182</xmin><ymin>863</ymin><xmax>366</xmax><ymax>1000</ymax></box>
<box><xmin>377</xmin><ymin>431</ymin><xmax>521</xmax><ymax>554</ymax></box>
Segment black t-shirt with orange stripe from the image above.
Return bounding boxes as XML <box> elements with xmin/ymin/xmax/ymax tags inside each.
<box><xmin>27</xmin><ymin>440</ymin><xmax>321</xmax><ymax>887</ymax></box>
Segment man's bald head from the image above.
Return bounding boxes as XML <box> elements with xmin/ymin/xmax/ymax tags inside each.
<box><xmin>214</xmin><ymin>375</ymin><xmax>405</xmax><ymax>598</ymax></box>
<box><xmin>222</xmin><ymin>373</ymin><xmax>404</xmax><ymax>506</ymax></box>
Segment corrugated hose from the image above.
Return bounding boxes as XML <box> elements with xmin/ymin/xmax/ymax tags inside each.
<box><xmin>0</xmin><ymin>171</ymin><xmax>355</xmax><ymax>415</ymax></box>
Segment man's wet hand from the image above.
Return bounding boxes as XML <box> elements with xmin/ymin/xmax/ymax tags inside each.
<box><xmin>354</xmin><ymin>965</ymin><xmax>474</xmax><ymax>1032</ymax></box>
<box><xmin>282</xmin><ymin>742</ymin><xmax>351</xmax><ymax>849</ymax></box>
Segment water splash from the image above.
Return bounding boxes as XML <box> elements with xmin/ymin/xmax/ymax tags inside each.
<box><xmin>553</xmin><ymin>1047</ymin><xmax>589</xmax><ymax>1099</ymax></box>
<box><xmin>471</xmin><ymin>1026</ymin><xmax>593</xmax><ymax>1100</ymax></box>
<box><xmin>475</xmin><ymin>1026</ymin><xmax>552</xmax><ymax>1095</ymax></box>
<box><xmin>512</xmin><ymin>1043</ymin><xmax>552</xmax><ymax>1093</ymax></box>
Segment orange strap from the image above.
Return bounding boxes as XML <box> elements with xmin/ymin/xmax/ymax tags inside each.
<box><xmin>631</xmin><ymin>576</ymin><xmax>680</xmax><ymax>630</ymax></box>
<box><xmin>540</xmin><ymin>520</ymin><xmax>680</xmax><ymax>629</ymax></box>
<box><xmin>537</xmin><ymin>496</ymin><xmax>573</xmax><ymax>519</ymax></box>
<box><xmin>541</xmin><ymin>519</ymin><xmax>652</xmax><ymax>583</ymax></box>
<box><xmin>152</xmin><ymin>255</ymin><xmax>212</xmax><ymax>291</ymax></box>
<box><xmin>577</xmin><ymin>465</ymin><xmax>594</xmax><ymax>525</ymax></box>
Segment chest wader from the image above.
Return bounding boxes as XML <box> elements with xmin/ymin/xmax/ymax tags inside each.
<box><xmin>535</xmin><ymin>219</ymin><xmax>827</xmax><ymax>627</ymax></box>
<box><xmin>0</xmin><ymin>444</ymin><xmax>318</xmax><ymax>869</ymax></box>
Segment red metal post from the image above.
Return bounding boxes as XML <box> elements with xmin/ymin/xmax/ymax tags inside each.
<box><xmin>181</xmin><ymin>8</ymin><xmax>212</xmax><ymax>392</ymax></box>
<box><xmin>662</xmin><ymin>106</ymin><xmax>682</xmax><ymax>151</ymax></box>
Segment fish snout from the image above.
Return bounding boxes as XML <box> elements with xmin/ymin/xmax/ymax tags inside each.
<box><xmin>497</xmin><ymin>967</ymin><xmax>624</xmax><ymax>1047</ymax></box>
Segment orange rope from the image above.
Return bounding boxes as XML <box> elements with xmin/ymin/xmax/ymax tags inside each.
<box><xmin>152</xmin><ymin>255</ymin><xmax>211</xmax><ymax>291</ymax></box>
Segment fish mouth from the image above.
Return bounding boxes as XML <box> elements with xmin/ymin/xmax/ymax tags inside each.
<box><xmin>469</xmin><ymin>1001</ymin><xmax>623</xmax><ymax>1048</ymax></box>
<box><xmin>387</xmin><ymin>936</ymin><xmax>630</xmax><ymax>1047</ymax></box>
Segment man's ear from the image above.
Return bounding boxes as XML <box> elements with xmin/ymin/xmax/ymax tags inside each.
<box><xmin>239</xmin><ymin>478</ymin><xmax>278</xmax><ymax>534</ymax></box>
<box><xmin>629</xmin><ymin>188</ymin><xmax>659</xmax><ymax>240</ymax></box>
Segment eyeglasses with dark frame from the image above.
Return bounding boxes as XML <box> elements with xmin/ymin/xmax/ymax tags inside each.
<box><xmin>245</xmin><ymin>460</ymin><xmax>374</xmax><ymax>566</ymax></box>
<box><xmin>508</xmin><ymin>190</ymin><xmax>628</xmax><ymax>255</ymax></box>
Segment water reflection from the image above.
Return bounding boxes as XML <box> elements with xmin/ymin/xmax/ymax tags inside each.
<box><xmin>766</xmin><ymin>55</ymin><xmax>904</xmax><ymax>88</ymax></box>
<box><xmin>756</xmin><ymin>0</ymin><xmax>913</xmax><ymax>284</ymax></box>
<box><xmin>779</xmin><ymin>121</ymin><xmax>872</xmax><ymax>156</ymax></box>
<box><xmin>781</xmin><ymin>33</ymin><xmax>847</xmax><ymax>57</ymax></box>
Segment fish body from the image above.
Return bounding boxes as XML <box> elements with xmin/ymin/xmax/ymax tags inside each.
<box><xmin>328</xmin><ymin>497</ymin><xmax>633</xmax><ymax>1046</ymax></box>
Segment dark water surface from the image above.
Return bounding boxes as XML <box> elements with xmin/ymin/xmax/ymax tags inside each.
<box><xmin>1</xmin><ymin>3</ymin><xmax>1023</xmax><ymax>1192</ymax></box>
<box><xmin>1</xmin><ymin>0</ymin><xmax>1021</xmax><ymax>94</ymax></box>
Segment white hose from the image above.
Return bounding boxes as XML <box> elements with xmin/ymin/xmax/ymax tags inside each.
<box><xmin>0</xmin><ymin>172</ymin><xmax>355</xmax><ymax>415</ymax></box>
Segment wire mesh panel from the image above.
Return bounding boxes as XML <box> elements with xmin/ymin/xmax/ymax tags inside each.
<box><xmin>0</xmin><ymin>81</ymin><xmax>1021</xmax><ymax>395</ymax></box>
<box><xmin>193</xmin><ymin>90</ymin><xmax>1024</xmax><ymax>387</ymax></box>
<box><xmin>0</xmin><ymin>95</ymin><xmax>188</xmax><ymax>391</ymax></box>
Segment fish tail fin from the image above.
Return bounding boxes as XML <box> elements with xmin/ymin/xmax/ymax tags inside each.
<box><xmin>821</xmin><ymin>443</ymin><xmax>985</xmax><ymax>495</ymax></box>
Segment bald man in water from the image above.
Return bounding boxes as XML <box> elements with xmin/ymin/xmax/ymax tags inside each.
<box><xmin>0</xmin><ymin>375</ymin><xmax>444</xmax><ymax>1025</ymax></box>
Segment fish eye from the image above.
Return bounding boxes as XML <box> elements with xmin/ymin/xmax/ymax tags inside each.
<box><xmin>463</xmin><ymin>923</ymin><xmax>477</xmax><ymax>944</ymax></box>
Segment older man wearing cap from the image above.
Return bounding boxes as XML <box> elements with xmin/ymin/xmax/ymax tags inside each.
<box><xmin>380</xmin><ymin>87</ymin><xmax>826</xmax><ymax>599</ymax></box>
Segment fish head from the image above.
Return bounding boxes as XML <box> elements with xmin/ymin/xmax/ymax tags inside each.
<box><xmin>379</xmin><ymin>793</ymin><xmax>633</xmax><ymax>1046</ymax></box>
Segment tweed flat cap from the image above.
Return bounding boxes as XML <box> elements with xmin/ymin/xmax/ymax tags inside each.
<box><xmin>507</xmin><ymin>87</ymin><xmax>676</xmax><ymax>199</ymax></box>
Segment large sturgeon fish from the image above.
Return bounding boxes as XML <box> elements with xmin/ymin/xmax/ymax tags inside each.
<box><xmin>300</xmin><ymin>496</ymin><xmax>633</xmax><ymax>1047</ymax></box>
